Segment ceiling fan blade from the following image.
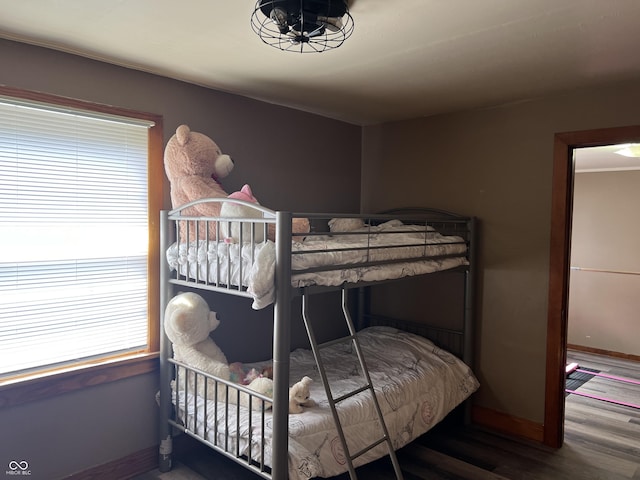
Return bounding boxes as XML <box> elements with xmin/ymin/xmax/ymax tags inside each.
<box><xmin>317</xmin><ymin>15</ymin><xmax>343</xmax><ymax>32</ymax></box>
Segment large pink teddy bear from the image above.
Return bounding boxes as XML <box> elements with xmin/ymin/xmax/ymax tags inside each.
<box><xmin>164</xmin><ymin>124</ymin><xmax>234</xmax><ymax>239</ymax></box>
<box><xmin>165</xmin><ymin>124</ymin><xmax>310</xmax><ymax>241</ymax></box>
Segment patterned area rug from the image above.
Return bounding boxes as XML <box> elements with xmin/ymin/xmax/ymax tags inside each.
<box><xmin>565</xmin><ymin>366</ymin><xmax>600</xmax><ymax>396</ymax></box>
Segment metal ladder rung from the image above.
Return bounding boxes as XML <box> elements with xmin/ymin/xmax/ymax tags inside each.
<box><xmin>350</xmin><ymin>436</ymin><xmax>388</xmax><ymax>461</ymax></box>
<box><xmin>301</xmin><ymin>288</ymin><xmax>404</xmax><ymax>480</ymax></box>
<box><xmin>317</xmin><ymin>334</ymin><xmax>356</xmax><ymax>350</ymax></box>
<box><xmin>333</xmin><ymin>384</ymin><xmax>370</xmax><ymax>404</ymax></box>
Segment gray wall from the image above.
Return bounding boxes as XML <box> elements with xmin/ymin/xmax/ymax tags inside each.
<box><xmin>2</xmin><ymin>375</ymin><xmax>158</xmax><ymax>480</ymax></box>
<box><xmin>0</xmin><ymin>38</ymin><xmax>360</xmax><ymax>479</ymax></box>
<box><xmin>361</xmin><ymin>81</ymin><xmax>640</xmax><ymax>423</ymax></box>
<box><xmin>569</xmin><ymin>170</ymin><xmax>640</xmax><ymax>356</ymax></box>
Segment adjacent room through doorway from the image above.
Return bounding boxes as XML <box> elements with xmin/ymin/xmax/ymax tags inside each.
<box><xmin>545</xmin><ymin>127</ymin><xmax>640</xmax><ymax>448</ymax></box>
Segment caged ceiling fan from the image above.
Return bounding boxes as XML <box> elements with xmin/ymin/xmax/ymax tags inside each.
<box><xmin>251</xmin><ymin>0</ymin><xmax>354</xmax><ymax>53</ymax></box>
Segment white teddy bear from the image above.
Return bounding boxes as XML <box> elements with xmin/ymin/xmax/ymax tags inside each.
<box><xmin>164</xmin><ymin>291</ymin><xmax>273</xmax><ymax>410</ymax></box>
<box><xmin>289</xmin><ymin>376</ymin><xmax>316</xmax><ymax>414</ymax></box>
<box><xmin>220</xmin><ymin>184</ymin><xmax>266</xmax><ymax>243</ymax></box>
<box><xmin>220</xmin><ymin>183</ymin><xmax>310</xmax><ymax>244</ymax></box>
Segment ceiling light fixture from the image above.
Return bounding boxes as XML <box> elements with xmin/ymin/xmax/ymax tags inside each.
<box><xmin>614</xmin><ymin>144</ymin><xmax>640</xmax><ymax>158</ymax></box>
<box><xmin>251</xmin><ymin>0</ymin><xmax>354</xmax><ymax>53</ymax></box>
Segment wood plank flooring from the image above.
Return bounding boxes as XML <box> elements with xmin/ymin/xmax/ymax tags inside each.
<box><xmin>135</xmin><ymin>351</ymin><xmax>639</xmax><ymax>480</ymax></box>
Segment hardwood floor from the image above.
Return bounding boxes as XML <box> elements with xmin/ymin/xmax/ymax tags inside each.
<box><xmin>136</xmin><ymin>351</ymin><xmax>639</xmax><ymax>480</ymax></box>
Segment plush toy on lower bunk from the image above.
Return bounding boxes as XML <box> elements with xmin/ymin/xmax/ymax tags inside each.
<box><xmin>289</xmin><ymin>376</ymin><xmax>316</xmax><ymax>414</ymax></box>
<box><xmin>164</xmin><ymin>291</ymin><xmax>273</xmax><ymax>410</ymax></box>
<box><xmin>229</xmin><ymin>361</ymin><xmax>273</xmax><ymax>385</ymax></box>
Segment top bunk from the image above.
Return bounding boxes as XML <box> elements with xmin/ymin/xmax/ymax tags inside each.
<box><xmin>160</xmin><ymin>198</ymin><xmax>476</xmax><ymax>309</ymax></box>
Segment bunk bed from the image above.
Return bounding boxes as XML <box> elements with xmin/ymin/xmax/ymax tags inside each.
<box><xmin>158</xmin><ymin>198</ymin><xmax>479</xmax><ymax>480</ymax></box>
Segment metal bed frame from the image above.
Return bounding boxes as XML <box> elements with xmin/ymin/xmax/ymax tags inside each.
<box><xmin>158</xmin><ymin>199</ymin><xmax>476</xmax><ymax>480</ymax></box>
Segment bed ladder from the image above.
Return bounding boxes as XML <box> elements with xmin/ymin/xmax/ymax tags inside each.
<box><xmin>301</xmin><ymin>288</ymin><xmax>404</xmax><ymax>480</ymax></box>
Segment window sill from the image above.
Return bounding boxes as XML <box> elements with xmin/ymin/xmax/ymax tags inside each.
<box><xmin>0</xmin><ymin>352</ymin><xmax>159</xmax><ymax>409</ymax></box>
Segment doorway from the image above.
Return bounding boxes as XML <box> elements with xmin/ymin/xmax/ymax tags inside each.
<box><xmin>544</xmin><ymin>125</ymin><xmax>640</xmax><ymax>448</ymax></box>
<box><xmin>569</xmin><ymin>146</ymin><xmax>640</xmax><ymax>357</ymax></box>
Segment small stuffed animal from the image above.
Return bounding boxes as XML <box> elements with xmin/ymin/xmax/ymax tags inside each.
<box><xmin>164</xmin><ymin>292</ymin><xmax>273</xmax><ymax>409</ymax></box>
<box><xmin>164</xmin><ymin>124</ymin><xmax>234</xmax><ymax>239</ymax></box>
<box><xmin>222</xmin><ymin>183</ymin><xmax>311</xmax><ymax>243</ymax></box>
<box><xmin>220</xmin><ymin>184</ymin><xmax>266</xmax><ymax>243</ymax></box>
<box><xmin>289</xmin><ymin>376</ymin><xmax>316</xmax><ymax>414</ymax></box>
<box><xmin>229</xmin><ymin>361</ymin><xmax>272</xmax><ymax>385</ymax></box>
<box><xmin>328</xmin><ymin>217</ymin><xmax>366</xmax><ymax>233</ymax></box>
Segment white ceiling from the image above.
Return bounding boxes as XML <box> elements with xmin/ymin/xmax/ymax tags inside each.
<box><xmin>2</xmin><ymin>0</ymin><xmax>640</xmax><ymax>127</ymax></box>
<box><xmin>575</xmin><ymin>145</ymin><xmax>640</xmax><ymax>173</ymax></box>
<box><xmin>1</xmin><ymin>0</ymin><xmax>640</xmax><ymax>171</ymax></box>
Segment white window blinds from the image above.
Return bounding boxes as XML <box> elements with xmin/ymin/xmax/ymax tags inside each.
<box><xmin>0</xmin><ymin>97</ymin><xmax>154</xmax><ymax>377</ymax></box>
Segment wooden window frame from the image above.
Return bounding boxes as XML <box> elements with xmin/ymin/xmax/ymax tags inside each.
<box><xmin>0</xmin><ymin>86</ymin><xmax>163</xmax><ymax>408</ymax></box>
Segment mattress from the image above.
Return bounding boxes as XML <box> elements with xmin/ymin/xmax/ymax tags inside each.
<box><xmin>172</xmin><ymin>326</ymin><xmax>480</xmax><ymax>480</ymax></box>
<box><xmin>166</xmin><ymin>220</ymin><xmax>469</xmax><ymax>309</ymax></box>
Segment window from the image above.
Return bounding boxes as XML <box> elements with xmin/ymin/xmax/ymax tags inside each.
<box><xmin>0</xmin><ymin>88</ymin><xmax>162</xmax><ymax>391</ymax></box>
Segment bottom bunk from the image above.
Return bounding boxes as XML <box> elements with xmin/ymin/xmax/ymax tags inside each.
<box><xmin>166</xmin><ymin>325</ymin><xmax>479</xmax><ymax>480</ymax></box>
